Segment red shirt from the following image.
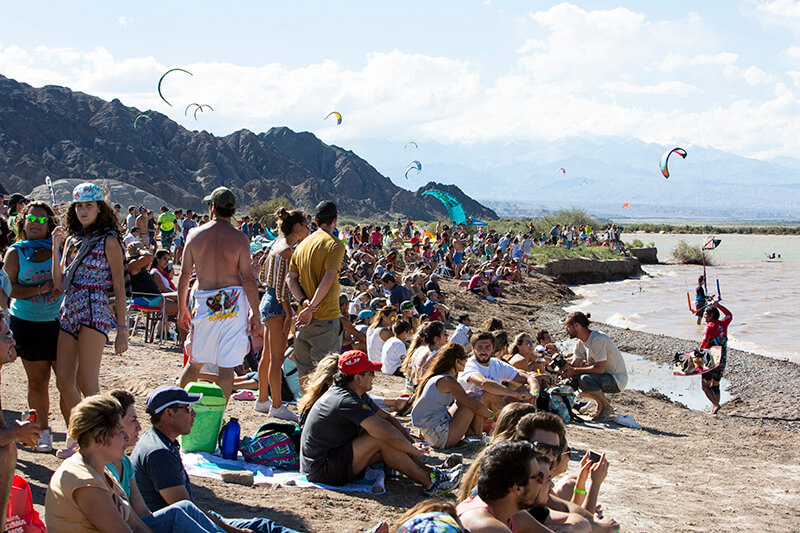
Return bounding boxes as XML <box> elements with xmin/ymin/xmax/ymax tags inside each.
<box><xmin>700</xmin><ymin>304</ymin><xmax>732</xmax><ymax>349</ymax></box>
<box><xmin>370</xmin><ymin>231</ymin><xmax>382</xmax><ymax>246</ymax></box>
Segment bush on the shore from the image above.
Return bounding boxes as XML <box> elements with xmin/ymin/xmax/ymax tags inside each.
<box><xmin>672</xmin><ymin>240</ymin><xmax>713</xmax><ymax>265</ymax></box>
<box><xmin>627</xmin><ymin>238</ymin><xmax>645</xmax><ymax>248</ymax></box>
<box><xmin>529</xmin><ymin>245</ymin><xmax>622</xmax><ymax>264</ymax></box>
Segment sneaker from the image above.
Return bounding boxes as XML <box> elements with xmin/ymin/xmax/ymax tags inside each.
<box><xmin>269</xmin><ymin>404</ymin><xmax>299</xmax><ymax>422</ymax></box>
<box><xmin>56</xmin><ymin>437</ymin><xmax>78</xmax><ymax>459</ymax></box>
<box><xmin>424</xmin><ymin>466</ymin><xmax>462</xmax><ymax>496</ymax></box>
<box><xmin>34</xmin><ymin>429</ymin><xmax>53</xmax><ymax>453</ymax></box>
<box><xmin>254</xmin><ymin>399</ymin><xmax>271</xmax><ymax>413</ymax></box>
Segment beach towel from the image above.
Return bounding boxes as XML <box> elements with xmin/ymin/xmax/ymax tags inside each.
<box><xmin>181</xmin><ymin>452</ymin><xmax>386</xmax><ymax>494</ymax></box>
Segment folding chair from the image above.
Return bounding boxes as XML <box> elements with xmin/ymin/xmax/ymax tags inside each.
<box><xmin>127</xmin><ymin>292</ymin><xmax>168</xmax><ymax>346</ymax></box>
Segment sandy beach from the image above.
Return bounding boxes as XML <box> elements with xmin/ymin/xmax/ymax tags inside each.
<box><xmin>4</xmin><ymin>275</ymin><xmax>800</xmax><ymax>532</ymax></box>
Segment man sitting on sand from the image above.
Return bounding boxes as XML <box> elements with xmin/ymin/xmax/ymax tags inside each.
<box><xmin>300</xmin><ymin>350</ymin><xmax>462</xmax><ymax>496</ymax></box>
<box><xmin>561</xmin><ymin>312</ymin><xmax>627</xmax><ymax>421</ymax></box>
<box><xmin>132</xmin><ymin>385</ymin><xmax>301</xmax><ymax>533</ymax></box>
<box><xmin>458</xmin><ymin>331</ymin><xmax>539</xmax><ymax>413</ymax></box>
<box><xmin>456</xmin><ymin>441</ymin><xmax>549</xmax><ymax>533</ymax></box>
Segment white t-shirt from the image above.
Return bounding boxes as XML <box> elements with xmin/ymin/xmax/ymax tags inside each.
<box><xmin>381</xmin><ymin>337</ymin><xmax>407</xmax><ymax>375</ymax></box>
<box><xmin>449</xmin><ymin>324</ymin><xmax>471</xmax><ymax>346</ymax></box>
<box><xmin>367</xmin><ymin>327</ymin><xmax>388</xmax><ymax>362</ymax></box>
<box><xmin>125</xmin><ymin>213</ymin><xmax>136</xmax><ymax>232</ymax></box>
<box><xmin>458</xmin><ymin>356</ymin><xmax>519</xmax><ymax>395</ymax></box>
<box><xmin>348</xmin><ymin>299</ymin><xmax>363</xmax><ymax>317</ymax></box>
<box><xmin>573</xmin><ymin>330</ymin><xmax>628</xmax><ymax>390</ymax></box>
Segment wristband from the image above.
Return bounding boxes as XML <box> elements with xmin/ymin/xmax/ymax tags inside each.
<box><xmin>573</xmin><ymin>488</ymin><xmax>586</xmax><ymax>494</ymax></box>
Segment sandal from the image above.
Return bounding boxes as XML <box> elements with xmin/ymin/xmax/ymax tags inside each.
<box><xmin>233</xmin><ymin>390</ymin><xmax>255</xmax><ymax>401</ymax></box>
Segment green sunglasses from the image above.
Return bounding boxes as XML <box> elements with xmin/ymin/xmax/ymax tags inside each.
<box><xmin>26</xmin><ymin>215</ymin><xmax>48</xmax><ymax>224</ymax></box>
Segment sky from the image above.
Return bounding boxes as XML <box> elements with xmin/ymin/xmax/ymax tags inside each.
<box><xmin>3</xmin><ymin>1</ymin><xmax>800</xmax><ymax>161</ymax></box>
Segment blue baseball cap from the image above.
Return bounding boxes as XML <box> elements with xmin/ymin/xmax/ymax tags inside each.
<box><xmin>146</xmin><ymin>385</ymin><xmax>202</xmax><ymax>414</ymax></box>
<box><xmin>357</xmin><ymin>309</ymin><xmax>375</xmax><ymax>322</ymax></box>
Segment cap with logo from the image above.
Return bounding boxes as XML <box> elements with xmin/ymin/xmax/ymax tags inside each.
<box><xmin>146</xmin><ymin>385</ymin><xmax>203</xmax><ymax>414</ymax></box>
<box><xmin>338</xmin><ymin>350</ymin><xmax>382</xmax><ymax>376</ymax></box>
<box><xmin>203</xmin><ymin>187</ymin><xmax>236</xmax><ymax>209</ymax></box>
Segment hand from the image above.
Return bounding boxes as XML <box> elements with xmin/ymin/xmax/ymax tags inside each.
<box><xmin>14</xmin><ymin>420</ymin><xmax>41</xmax><ymax>446</ymax></box>
<box><xmin>589</xmin><ymin>453</ymin><xmax>609</xmax><ymax>486</ymax></box>
<box><xmin>515</xmin><ymin>390</ymin><xmax>532</xmax><ymax>402</ymax></box>
<box><xmin>38</xmin><ymin>280</ymin><xmax>55</xmax><ymax>295</ymax></box>
<box><xmin>179</xmin><ymin>307</ymin><xmax>192</xmax><ymax>332</ymax></box>
<box><xmin>411</xmin><ymin>442</ymin><xmax>429</xmax><ymax>457</ymax></box>
<box><xmin>50</xmin><ymin>286</ymin><xmax>64</xmax><ymax>298</ymax></box>
<box><xmin>248</xmin><ymin>312</ymin><xmax>259</xmax><ymax>334</ymax></box>
<box><xmin>295</xmin><ymin>304</ymin><xmax>314</xmax><ymax>329</ymax></box>
<box><xmin>115</xmin><ymin>330</ymin><xmax>128</xmax><ymax>355</ymax></box>
<box><xmin>561</xmin><ymin>366</ymin><xmax>576</xmax><ymax>378</ymax></box>
<box><xmin>52</xmin><ymin>226</ymin><xmax>65</xmax><ymax>250</ymax></box>
<box><xmin>576</xmin><ymin>453</ymin><xmax>592</xmax><ymax>485</ymax></box>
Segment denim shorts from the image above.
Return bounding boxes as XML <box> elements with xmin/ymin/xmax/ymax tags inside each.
<box><xmin>259</xmin><ymin>287</ymin><xmax>285</xmax><ymax>322</ymax></box>
<box><xmin>576</xmin><ymin>372</ymin><xmax>620</xmax><ymax>394</ymax></box>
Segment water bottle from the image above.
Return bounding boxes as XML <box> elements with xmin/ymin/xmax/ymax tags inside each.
<box><xmin>219</xmin><ymin>417</ymin><xmax>241</xmax><ymax>460</ymax></box>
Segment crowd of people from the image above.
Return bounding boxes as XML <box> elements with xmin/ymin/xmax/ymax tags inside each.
<box><xmin>0</xmin><ymin>184</ymin><xmax>729</xmax><ymax>532</ymax></box>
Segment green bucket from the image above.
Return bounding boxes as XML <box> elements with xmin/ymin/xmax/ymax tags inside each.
<box><xmin>179</xmin><ymin>382</ymin><xmax>227</xmax><ymax>453</ymax></box>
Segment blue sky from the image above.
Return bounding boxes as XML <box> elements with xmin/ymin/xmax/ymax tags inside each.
<box><xmin>4</xmin><ymin>1</ymin><xmax>800</xmax><ymax>160</ymax></box>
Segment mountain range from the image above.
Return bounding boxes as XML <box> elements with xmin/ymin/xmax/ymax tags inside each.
<box><xmin>0</xmin><ymin>74</ymin><xmax>497</xmax><ymax>221</ymax></box>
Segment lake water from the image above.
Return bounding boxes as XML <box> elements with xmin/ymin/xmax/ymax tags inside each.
<box><xmin>564</xmin><ymin>233</ymin><xmax>800</xmax><ymax>363</ymax></box>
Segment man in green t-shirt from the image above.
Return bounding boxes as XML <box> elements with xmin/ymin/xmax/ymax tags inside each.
<box><xmin>287</xmin><ymin>201</ymin><xmax>346</xmax><ymax>388</ymax></box>
<box><xmin>157</xmin><ymin>206</ymin><xmax>177</xmax><ymax>250</ymax></box>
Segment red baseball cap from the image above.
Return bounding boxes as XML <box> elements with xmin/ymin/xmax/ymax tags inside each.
<box><xmin>338</xmin><ymin>350</ymin><xmax>382</xmax><ymax>376</ymax></box>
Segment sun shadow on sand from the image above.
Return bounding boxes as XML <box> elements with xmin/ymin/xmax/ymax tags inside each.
<box><xmin>15</xmin><ymin>457</ymin><xmax>55</xmax><ymax>503</ymax></box>
<box><xmin>727</xmin><ymin>414</ymin><xmax>800</xmax><ymax>424</ymax></box>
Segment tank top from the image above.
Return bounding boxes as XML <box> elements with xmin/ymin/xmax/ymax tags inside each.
<box><xmin>411</xmin><ymin>375</ymin><xmax>454</xmax><ymax>428</ymax></box>
<box><xmin>9</xmin><ymin>246</ymin><xmax>63</xmax><ymax>322</ymax></box>
<box><xmin>264</xmin><ymin>250</ymin><xmax>290</xmax><ymax>302</ymax></box>
<box><xmin>457</xmin><ymin>496</ymin><xmax>518</xmax><ymax>533</ymax></box>
<box><xmin>367</xmin><ymin>326</ymin><xmax>388</xmax><ymax>362</ymax></box>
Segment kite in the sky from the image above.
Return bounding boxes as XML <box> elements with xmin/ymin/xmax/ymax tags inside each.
<box><xmin>558</xmin><ymin>167</ymin><xmax>566</xmax><ymax>176</ymax></box>
<box><xmin>622</xmin><ymin>203</ymin><xmax>631</xmax><ymax>208</ymax></box>
<box><xmin>158</xmin><ymin>68</ymin><xmax>193</xmax><ymax>107</ymax></box>
<box><xmin>405</xmin><ymin>141</ymin><xmax>418</xmax><ymax>150</ymax></box>
<box><xmin>405</xmin><ymin>160</ymin><xmax>422</xmax><ymax>179</ymax></box>
<box><xmin>133</xmin><ymin>114</ymin><xmax>151</xmax><ymax>130</ymax></box>
<box><xmin>660</xmin><ymin>147</ymin><xmax>687</xmax><ymax>178</ymax></box>
<box><xmin>325</xmin><ymin>111</ymin><xmax>342</xmax><ymax>125</ymax></box>
<box><xmin>185</xmin><ymin>103</ymin><xmax>214</xmax><ymax>120</ymax></box>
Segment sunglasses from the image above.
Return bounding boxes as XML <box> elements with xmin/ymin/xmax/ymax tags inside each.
<box><xmin>171</xmin><ymin>405</ymin><xmax>194</xmax><ymax>414</ymax></box>
<box><xmin>0</xmin><ymin>332</ymin><xmax>14</xmax><ymax>342</ymax></box>
<box><xmin>26</xmin><ymin>215</ymin><xmax>48</xmax><ymax>224</ymax></box>
<box><xmin>530</xmin><ymin>440</ymin><xmax>562</xmax><ymax>455</ymax></box>
<box><xmin>529</xmin><ymin>470</ymin><xmax>546</xmax><ymax>484</ymax></box>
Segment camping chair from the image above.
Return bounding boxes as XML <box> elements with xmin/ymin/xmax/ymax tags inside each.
<box><xmin>127</xmin><ymin>292</ymin><xmax>168</xmax><ymax>346</ymax></box>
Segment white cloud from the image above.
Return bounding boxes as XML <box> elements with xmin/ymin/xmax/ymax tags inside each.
<box><xmin>118</xmin><ymin>16</ymin><xmax>132</xmax><ymax>27</ymax></box>
<box><xmin>599</xmin><ymin>80</ymin><xmax>697</xmax><ymax>96</ymax></box>
<box><xmin>757</xmin><ymin>0</ymin><xmax>800</xmax><ymax>18</ymax></box>
<box><xmin>782</xmin><ymin>46</ymin><xmax>800</xmax><ymax>57</ymax></box>
<box><xmin>724</xmin><ymin>64</ymin><xmax>775</xmax><ymax>85</ymax></box>
<box><xmin>658</xmin><ymin>52</ymin><xmax>739</xmax><ymax>72</ymax></box>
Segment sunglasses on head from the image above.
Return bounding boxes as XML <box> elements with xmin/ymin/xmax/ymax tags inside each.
<box><xmin>26</xmin><ymin>215</ymin><xmax>47</xmax><ymax>224</ymax></box>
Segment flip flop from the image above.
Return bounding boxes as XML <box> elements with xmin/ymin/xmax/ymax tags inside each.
<box><xmin>232</xmin><ymin>390</ymin><xmax>255</xmax><ymax>401</ymax></box>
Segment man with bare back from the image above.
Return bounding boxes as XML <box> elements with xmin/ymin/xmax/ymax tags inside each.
<box><xmin>451</xmin><ymin>231</ymin><xmax>467</xmax><ymax>279</ymax></box>
<box><xmin>177</xmin><ymin>187</ymin><xmax>260</xmax><ymax>398</ymax></box>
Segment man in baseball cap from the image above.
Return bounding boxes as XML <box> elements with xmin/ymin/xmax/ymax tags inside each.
<box><xmin>300</xmin><ymin>350</ymin><xmax>463</xmax><ymax>495</ymax></box>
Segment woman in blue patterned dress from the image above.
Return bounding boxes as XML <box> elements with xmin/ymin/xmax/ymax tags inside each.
<box><xmin>51</xmin><ymin>183</ymin><xmax>128</xmax><ymax>458</ymax></box>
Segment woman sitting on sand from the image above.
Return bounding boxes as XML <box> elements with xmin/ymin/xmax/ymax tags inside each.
<box><xmin>402</xmin><ymin>320</ymin><xmax>447</xmax><ymax>393</ymax></box>
<box><xmin>411</xmin><ymin>343</ymin><xmax>492</xmax><ymax>449</ymax></box>
<box><xmin>45</xmin><ymin>394</ymin><xmax>222</xmax><ymax>532</ymax></box>
<box><xmin>366</xmin><ymin>306</ymin><xmax>397</xmax><ymax>362</ymax></box>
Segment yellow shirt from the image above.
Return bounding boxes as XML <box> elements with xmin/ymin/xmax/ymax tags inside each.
<box><xmin>289</xmin><ymin>229</ymin><xmax>346</xmax><ymax>321</ymax></box>
<box><xmin>45</xmin><ymin>453</ymin><xmax>131</xmax><ymax>533</ymax></box>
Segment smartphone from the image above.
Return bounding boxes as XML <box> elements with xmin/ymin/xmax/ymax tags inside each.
<box><xmin>588</xmin><ymin>450</ymin><xmax>601</xmax><ymax>463</ymax></box>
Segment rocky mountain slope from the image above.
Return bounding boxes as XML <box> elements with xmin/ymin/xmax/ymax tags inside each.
<box><xmin>0</xmin><ymin>74</ymin><xmax>496</xmax><ymax>220</ymax></box>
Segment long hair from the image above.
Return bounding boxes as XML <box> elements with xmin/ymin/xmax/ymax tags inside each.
<box><xmin>392</xmin><ymin>499</ymin><xmax>460</xmax><ymax>533</ymax></box>
<box><xmin>65</xmin><ymin>200</ymin><xmax>121</xmax><ymax>237</ymax></box>
<box><xmin>296</xmin><ymin>354</ymin><xmax>339</xmax><ymax>414</ymax></box>
<box><xmin>13</xmin><ymin>201</ymin><xmax>58</xmax><ymax>241</ymax></box>
<box><xmin>276</xmin><ymin>207</ymin><xmax>306</xmax><ymax>237</ymax></box>
<box><xmin>369</xmin><ymin>305</ymin><xmax>396</xmax><ymax>331</ymax></box>
<box><xmin>458</xmin><ymin>402</ymin><xmax>538</xmax><ymax>502</ymax></box>
<box><xmin>414</xmin><ymin>343</ymin><xmax>466</xmax><ymax>405</ymax></box>
<box><xmin>509</xmin><ymin>332</ymin><xmax>532</xmax><ymax>356</ymax></box>
<box><xmin>401</xmin><ymin>320</ymin><xmax>445</xmax><ymax>375</ymax></box>
<box><xmin>149</xmin><ymin>249</ymin><xmax>171</xmax><ymax>270</ymax></box>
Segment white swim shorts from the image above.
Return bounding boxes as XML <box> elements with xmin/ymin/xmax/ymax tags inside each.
<box><xmin>189</xmin><ymin>286</ymin><xmax>249</xmax><ymax>368</ymax></box>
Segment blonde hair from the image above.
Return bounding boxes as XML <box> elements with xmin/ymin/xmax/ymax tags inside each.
<box><xmin>68</xmin><ymin>394</ymin><xmax>123</xmax><ymax>449</ymax></box>
<box><xmin>296</xmin><ymin>354</ymin><xmax>339</xmax><ymax>414</ymax></box>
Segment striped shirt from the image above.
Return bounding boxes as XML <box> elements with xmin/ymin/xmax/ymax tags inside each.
<box><xmin>264</xmin><ymin>251</ymin><xmax>290</xmax><ymax>302</ymax></box>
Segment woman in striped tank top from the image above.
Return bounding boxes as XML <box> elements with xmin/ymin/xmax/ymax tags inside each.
<box><xmin>255</xmin><ymin>208</ymin><xmax>309</xmax><ymax>421</ymax></box>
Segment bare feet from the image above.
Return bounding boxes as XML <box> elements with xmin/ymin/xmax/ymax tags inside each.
<box><xmin>711</xmin><ymin>404</ymin><xmax>721</xmax><ymax>415</ymax></box>
<box><xmin>592</xmin><ymin>406</ymin><xmax>615</xmax><ymax>421</ymax></box>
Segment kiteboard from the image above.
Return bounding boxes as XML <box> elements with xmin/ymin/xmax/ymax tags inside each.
<box><xmin>672</xmin><ymin>346</ymin><xmax>722</xmax><ymax>376</ymax></box>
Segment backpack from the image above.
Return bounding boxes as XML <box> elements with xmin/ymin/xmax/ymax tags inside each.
<box><xmin>546</xmin><ymin>385</ymin><xmax>578</xmax><ymax>425</ymax></box>
<box><xmin>239</xmin><ymin>422</ymin><xmax>301</xmax><ymax>469</ymax></box>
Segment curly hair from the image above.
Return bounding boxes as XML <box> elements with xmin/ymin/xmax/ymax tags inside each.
<box><xmin>65</xmin><ymin>200</ymin><xmax>121</xmax><ymax>237</ymax></box>
<box><xmin>13</xmin><ymin>201</ymin><xmax>58</xmax><ymax>241</ymax></box>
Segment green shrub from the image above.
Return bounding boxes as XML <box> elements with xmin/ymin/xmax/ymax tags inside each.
<box><xmin>672</xmin><ymin>240</ymin><xmax>712</xmax><ymax>265</ymax></box>
<box><xmin>627</xmin><ymin>239</ymin><xmax>645</xmax><ymax>248</ymax></box>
